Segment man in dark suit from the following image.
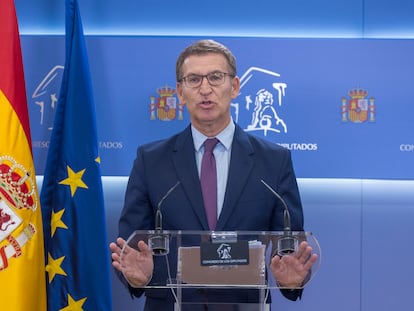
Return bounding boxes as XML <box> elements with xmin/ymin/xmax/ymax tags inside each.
<box><xmin>110</xmin><ymin>39</ymin><xmax>317</xmax><ymax>310</ymax></box>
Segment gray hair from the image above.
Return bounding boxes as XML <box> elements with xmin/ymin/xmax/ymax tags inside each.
<box><xmin>176</xmin><ymin>39</ymin><xmax>237</xmax><ymax>81</ymax></box>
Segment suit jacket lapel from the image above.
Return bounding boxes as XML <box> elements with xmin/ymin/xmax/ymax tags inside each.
<box><xmin>216</xmin><ymin>125</ymin><xmax>255</xmax><ymax>230</ymax></box>
<box><xmin>172</xmin><ymin>126</ymin><xmax>210</xmax><ymax>230</ymax></box>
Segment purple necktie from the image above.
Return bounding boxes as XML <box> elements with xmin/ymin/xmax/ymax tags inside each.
<box><xmin>200</xmin><ymin>138</ymin><xmax>219</xmax><ymax>230</ymax></box>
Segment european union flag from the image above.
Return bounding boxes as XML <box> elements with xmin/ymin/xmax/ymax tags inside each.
<box><xmin>40</xmin><ymin>0</ymin><xmax>112</xmax><ymax>310</ymax></box>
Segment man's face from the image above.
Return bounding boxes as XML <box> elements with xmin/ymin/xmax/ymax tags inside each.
<box><xmin>176</xmin><ymin>53</ymin><xmax>240</xmax><ymax>135</ymax></box>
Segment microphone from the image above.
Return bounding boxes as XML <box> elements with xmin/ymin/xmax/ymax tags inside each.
<box><xmin>148</xmin><ymin>181</ymin><xmax>181</xmax><ymax>256</ymax></box>
<box><xmin>260</xmin><ymin>179</ymin><xmax>298</xmax><ymax>256</ymax></box>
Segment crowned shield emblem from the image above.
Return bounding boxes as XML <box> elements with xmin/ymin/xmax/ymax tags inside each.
<box><xmin>0</xmin><ymin>156</ymin><xmax>37</xmax><ymax>270</ymax></box>
<box><xmin>341</xmin><ymin>88</ymin><xmax>375</xmax><ymax>123</ymax></box>
<box><xmin>150</xmin><ymin>85</ymin><xmax>184</xmax><ymax>121</ymax></box>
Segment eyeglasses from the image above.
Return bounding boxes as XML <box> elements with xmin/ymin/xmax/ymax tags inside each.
<box><xmin>179</xmin><ymin>71</ymin><xmax>234</xmax><ymax>88</ymax></box>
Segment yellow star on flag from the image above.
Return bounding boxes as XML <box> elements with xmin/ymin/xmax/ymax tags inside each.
<box><xmin>45</xmin><ymin>253</ymin><xmax>67</xmax><ymax>283</ymax></box>
<box><xmin>59</xmin><ymin>294</ymin><xmax>87</xmax><ymax>311</ymax></box>
<box><xmin>51</xmin><ymin>208</ymin><xmax>68</xmax><ymax>237</ymax></box>
<box><xmin>59</xmin><ymin>166</ymin><xmax>88</xmax><ymax>197</ymax></box>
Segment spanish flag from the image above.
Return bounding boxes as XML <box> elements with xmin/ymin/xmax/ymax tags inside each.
<box><xmin>0</xmin><ymin>0</ymin><xmax>47</xmax><ymax>310</ymax></box>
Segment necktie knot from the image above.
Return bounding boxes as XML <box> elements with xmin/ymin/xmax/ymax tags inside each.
<box><xmin>204</xmin><ymin>138</ymin><xmax>219</xmax><ymax>154</ymax></box>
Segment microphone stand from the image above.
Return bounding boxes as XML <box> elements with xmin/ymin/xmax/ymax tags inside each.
<box><xmin>148</xmin><ymin>181</ymin><xmax>180</xmax><ymax>256</ymax></box>
<box><xmin>260</xmin><ymin>179</ymin><xmax>298</xmax><ymax>256</ymax></box>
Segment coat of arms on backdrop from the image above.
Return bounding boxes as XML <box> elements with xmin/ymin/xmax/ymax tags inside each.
<box><xmin>341</xmin><ymin>87</ymin><xmax>375</xmax><ymax>123</ymax></box>
<box><xmin>150</xmin><ymin>85</ymin><xmax>184</xmax><ymax>121</ymax></box>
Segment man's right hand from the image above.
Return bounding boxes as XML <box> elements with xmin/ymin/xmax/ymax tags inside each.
<box><xmin>109</xmin><ymin>237</ymin><xmax>154</xmax><ymax>287</ymax></box>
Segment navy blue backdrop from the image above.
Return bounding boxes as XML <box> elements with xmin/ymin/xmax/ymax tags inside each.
<box><xmin>23</xmin><ymin>37</ymin><xmax>414</xmax><ymax>179</ymax></box>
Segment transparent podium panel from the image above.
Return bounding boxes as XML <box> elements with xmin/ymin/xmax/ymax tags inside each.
<box><xmin>120</xmin><ymin>230</ymin><xmax>321</xmax><ymax>309</ymax></box>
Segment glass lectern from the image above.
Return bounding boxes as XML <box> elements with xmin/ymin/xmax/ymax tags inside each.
<box><xmin>121</xmin><ymin>230</ymin><xmax>321</xmax><ymax>311</ymax></box>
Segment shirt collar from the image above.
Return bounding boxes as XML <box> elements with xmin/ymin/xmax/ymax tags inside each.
<box><xmin>192</xmin><ymin>119</ymin><xmax>235</xmax><ymax>152</ymax></box>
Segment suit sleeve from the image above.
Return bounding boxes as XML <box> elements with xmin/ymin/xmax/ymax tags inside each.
<box><xmin>119</xmin><ymin>148</ymin><xmax>155</xmax><ymax>238</ymax></box>
<box><xmin>117</xmin><ymin>147</ymin><xmax>155</xmax><ymax>298</ymax></box>
<box><xmin>274</xmin><ymin>148</ymin><xmax>305</xmax><ymax>301</ymax></box>
<box><xmin>274</xmin><ymin>148</ymin><xmax>304</xmax><ymax>231</ymax></box>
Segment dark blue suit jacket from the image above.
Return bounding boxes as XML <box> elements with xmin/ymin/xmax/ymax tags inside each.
<box><xmin>118</xmin><ymin>123</ymin><xmax>304</xmax><ymax>310</ymax></box>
